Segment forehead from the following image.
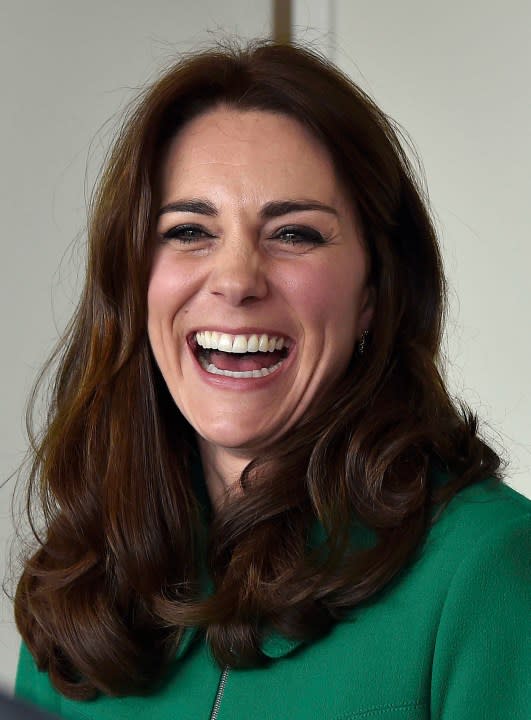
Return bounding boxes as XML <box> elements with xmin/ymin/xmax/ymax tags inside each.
<box><xmin>158</xmin><ymin>107</ymin><xmax>346</xmax><ymax>207</ymax></box>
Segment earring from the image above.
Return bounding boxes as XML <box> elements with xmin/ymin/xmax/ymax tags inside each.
<box><xmin>357</xmin><ymin>330</ymin><xmax>369</xmax><ymax>357</ymax></box>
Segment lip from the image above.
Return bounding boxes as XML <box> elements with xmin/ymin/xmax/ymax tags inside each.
<box><xmin>186</xmin><ymin>332</ymin><xmax>296</xmax><ymax>389</ymax></box>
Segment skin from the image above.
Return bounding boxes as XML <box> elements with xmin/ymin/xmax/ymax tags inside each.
<box><xmin>147</xmin><ymin>107</ymin><xmax>374</xmax><ymax>508</ymax></box>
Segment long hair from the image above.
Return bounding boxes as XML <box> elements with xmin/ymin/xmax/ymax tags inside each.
<box><xmin>15</xmin><ymin>37</ymin><xmax>502</xmax><ymax>699</ymax></box>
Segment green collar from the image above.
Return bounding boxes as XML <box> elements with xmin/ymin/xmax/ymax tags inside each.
<box><xmin>182</xmin><ymin>455</ymin><xmax>448</xmax><ymax>661</ymax></box>
<box><xmin>174</xmin><ymin>626</ymin><xmax>303</xmax><ymax>660</ymax></box>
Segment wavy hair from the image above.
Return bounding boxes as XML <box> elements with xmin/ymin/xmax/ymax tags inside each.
<box><xmin>15</xmin><ymin>37</ymin><xmax>502</xmax><ymax>699</ymax></box>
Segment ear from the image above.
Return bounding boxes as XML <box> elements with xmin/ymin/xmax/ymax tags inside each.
<box><xmin>357</xmin><ymin>284</ymin><xmax>375</xmax><ymax>336</ymax></box>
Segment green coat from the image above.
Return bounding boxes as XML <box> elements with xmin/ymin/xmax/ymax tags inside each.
<box><xmin>15</xmin><ymin>475</ymin><xmax>531</xmax><ymax>719</ymax></box>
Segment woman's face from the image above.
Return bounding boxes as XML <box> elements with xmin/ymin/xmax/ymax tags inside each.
<box><xmin>148</xmin><ymin>107</ymin><xmax>373</xmax><ymax>460</ymax></box>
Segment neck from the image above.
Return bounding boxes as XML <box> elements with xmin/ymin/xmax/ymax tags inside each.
<box><xmin>196</xmin><ymin>435</ymin><xmax>251</xmax><ymax>510</ymax></box>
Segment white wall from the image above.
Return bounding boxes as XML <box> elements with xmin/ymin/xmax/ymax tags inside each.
<box><xmin>0</xmin><ymin>0</ymin><xmax>271</xmax><ymax>692</ymax></box>
<box><xmin>294</xmin><ymin>0</ymin><xmax>531</xmax><ymax>498</ymax></box>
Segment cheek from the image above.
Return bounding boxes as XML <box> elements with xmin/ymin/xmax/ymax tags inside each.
<box><xmin>146</xmin><ymin>254</ymin><xmax>189</xmax><ymax>327</ymax></box>
<box><xmin>146</xmin><ymin>270</ymin><xmax>183</xmax><ymax>367</ymax></box>
<box><xmin>286</xmin><ymin>258</ymin><xmax>365</xmax><ymax>330</ymax></box>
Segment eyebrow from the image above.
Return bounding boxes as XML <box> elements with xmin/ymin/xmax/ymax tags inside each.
<box><xmin>157</xmin><ymin>198</ymin><xmax>339</xmax><ymax>220</ymax></box>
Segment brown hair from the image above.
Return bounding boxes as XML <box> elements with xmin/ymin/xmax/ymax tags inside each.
<box><xmin>15</xmin><ymin>37</ymin><xmax>502</xmax><ymax>699</ymax></box>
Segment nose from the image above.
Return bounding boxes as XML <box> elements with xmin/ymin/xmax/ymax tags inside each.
<box><xmin>205</xmin><ymin>237</ymin><xmax>268</xmax><ymax>306</ymax></box>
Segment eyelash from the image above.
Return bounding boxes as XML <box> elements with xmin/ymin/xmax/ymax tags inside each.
<box><xmin>161</xmin><ymin>224</ymin><xmax>326</xmax><ymax>246</ymax></box>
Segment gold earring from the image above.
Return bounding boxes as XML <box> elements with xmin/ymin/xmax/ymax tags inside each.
<box><xmin>357</xmin><ymin>330</ymin><xmax>369</xmax><ymax>356</ymax></box>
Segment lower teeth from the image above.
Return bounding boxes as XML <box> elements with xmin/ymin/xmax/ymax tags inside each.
<box><xmin>198</xmin><ymin>355</ymin><xmax>285</xmax><ymax>378</ymax></box>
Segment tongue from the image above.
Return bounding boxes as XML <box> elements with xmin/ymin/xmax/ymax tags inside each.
<box><xmin>208</xmin><ymin>350</ymin><xmax>284</xmax><ymax>372</ymax></box>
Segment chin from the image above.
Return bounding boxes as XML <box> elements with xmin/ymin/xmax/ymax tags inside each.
<box><xmin>199</xmin><ymin>431</ymin><xmax>263</xmax><ymax>452</ymax></box>
<box><xmin>195</xmin><ymin>419</ymin><xmax>276</xmax><ymax>452</ymax></box>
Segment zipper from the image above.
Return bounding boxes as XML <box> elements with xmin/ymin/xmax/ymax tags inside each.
<box><xmin>209</xmin><ymin>666</ymin><xmax>230</xmax><ymax>720</ymax></box>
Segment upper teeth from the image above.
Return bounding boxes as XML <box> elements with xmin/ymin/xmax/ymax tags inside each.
<box><xmin>195</xmin><ymin>331</ymin><xmax>288</xmax><ymax>353</ymax></box>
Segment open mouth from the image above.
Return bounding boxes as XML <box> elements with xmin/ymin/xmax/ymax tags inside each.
<box><xmin>189</xmin><ymin>335</ymin><xmax>292</xmax><ymax>379</ymax></box>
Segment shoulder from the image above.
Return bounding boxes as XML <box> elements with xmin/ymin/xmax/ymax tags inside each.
<box><xmin>425</xmin><ymin>481</ymin><xmax>531</xmax><ymax>718</ymax></box>
<box><xmin>423</xmin><ymin>479</ymin><xmax>531</xmax><ymax>718</ymax></box>
<box><xmin>427</xmin><ymin>476</ymin><xmax>530</xmax><ymax>599</ymax></box>
<box><xmin>358</xmin><ymin>476</ymin><xmax>531</xmax><ymax>619</ymax></box>
<box><xmin>371</xmin><ymin>477</ymin><xmax>530</xmax><ymax>718</ymax></box>
<box><xmin>372</xmin><ymin>476</ymin><xmax>531</xmax><ymax>662</ymax></box>
<box><xmin>431</xmin><ymin>474</ymin><xmax>530</xmax><ymax>524</ymax></box>
<box><xmin>423</xmin><ymin>476</ymin><xmax>530</xmax><ymax>564</ymax></box>
<box><xmin>404</xmin><ymin>476</ymin><xmax>531</xmax><ymax>601</ymax></box>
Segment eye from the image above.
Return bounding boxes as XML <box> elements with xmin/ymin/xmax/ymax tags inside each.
<box><xmin>272</xmin><ymin>226</ymin><xmax>326</xmax><ymax>245</ymax></box>
<box><xmin>160</xmin><ymin>224</ymin><xmax>210</xmax><ymax>243</ymax></box>
<box><xmin>159</xmin><ymin>224</ymin><xmax>327</xmax><ymax>246</ymax></box>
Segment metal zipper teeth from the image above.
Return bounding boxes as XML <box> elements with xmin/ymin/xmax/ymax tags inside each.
<box><xmin>209</xmin><ymin>666</ymin><xmax>230</xmax><ymax>720</ymax></box>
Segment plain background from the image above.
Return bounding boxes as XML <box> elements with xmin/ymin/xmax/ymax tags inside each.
<box><xmin>1</xmin><ymin>0</ymin><xmax>529</xmax><ymax>693</ymax></box>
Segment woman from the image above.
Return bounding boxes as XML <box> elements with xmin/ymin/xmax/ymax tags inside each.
<box><xmin>14</xmin><ymin>38</ymin><xmax>530</xmax><ymax>719</ymax></box>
